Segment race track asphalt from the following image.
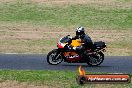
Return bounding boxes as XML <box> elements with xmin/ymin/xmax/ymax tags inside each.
<box><xmin>0</xmin><ymin>54</ymin><xmax>131</xmax><ymax>73</ymax></box>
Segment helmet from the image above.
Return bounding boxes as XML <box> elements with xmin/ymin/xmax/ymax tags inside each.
<box><xmin>76</xmin><ymin>27</ymin><xmax>85</xmax><ymax>37</ymax></box>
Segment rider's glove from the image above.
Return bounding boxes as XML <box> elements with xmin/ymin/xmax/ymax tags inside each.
<box><xmin>67</xmin><ymin>45</ymin><xmax>72</xmax><ymax>50</ymax></box>
<box><xmin>73</xmin><ymin>47</ymin><xmax>76</xmax><ymax>50</ymax></box>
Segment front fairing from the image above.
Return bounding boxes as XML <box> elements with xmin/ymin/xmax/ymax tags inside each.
<box><xmin>59</xmin><ymin>35</ymin><xmax>71</xmax><ymax>43</ymax></box>
<box><xmin>57</xmin><ymin>35</ymin><xmax>71</xmax><ymax>48</ymax></box>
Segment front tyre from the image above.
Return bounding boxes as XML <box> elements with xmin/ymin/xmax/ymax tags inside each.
<box><xmin>87</xmin><ymin>52</ymin><xmax>104</xmax><ymax>66</ymax></box>
<box><xmin>47</xmin><ymin>49</ymin><xmax>63</xmax><ymax>65</ymax></box>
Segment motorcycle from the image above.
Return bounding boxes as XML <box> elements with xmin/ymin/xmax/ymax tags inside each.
<box><xmin>47</xmin><ymin>35</ymin><xmax>107</xmax><ymax>66</ymax></box>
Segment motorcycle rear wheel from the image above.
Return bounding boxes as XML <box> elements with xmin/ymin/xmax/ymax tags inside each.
<box><xmin>47</xmin><ymin>49</ymin><xmax>63</xmax><ymax>65</ymax></box>
<box><xmin>87</xmin><ymin>52</ymin><xmax>104</xmax><ymax>66</ymax></box>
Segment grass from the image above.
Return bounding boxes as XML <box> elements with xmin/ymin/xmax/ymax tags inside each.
<box><xmin>0</xmin><ymin>39</ymin><xmax>57</xmax><ymax>53</ymax></box>
<box><xmin>0</xmin><ymin>26</ymin><xmax>131</xmax><ymax>55</ymax></box>
<box><xmin>0</xmin><ymin>1</ymin><xmax>131</xmax><ymax>29</ymax></box>
<box><xmin>118</xmin><ymin>0</ymin><xmax>132</xmax><ymax>2</ymax></box>
<box><xmin>0</xmin><ymin>25</ymin><xmax>131</xmax><ymax>55</ymax></box>
<box><xmin>0</xmin><ymin>0</ymin><xmax>131</xmax><ymax>55</ymax></box>
<box><xmin>0</xmin><ymin>70</ymin><xmax>131</xmax><ymax>88</ymax></box>
<box><xmin>0</xmin><ymin>0</ymin><xmax>131</xmax><ymax>88</ymax></box>
<box><xmin>106</xmin><ymin>40</ymin><xmax>132</xmax><ymax>56</ymax></box>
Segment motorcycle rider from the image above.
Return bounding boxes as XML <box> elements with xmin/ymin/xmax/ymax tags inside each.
<box><xmin>67</xmin><ymin>27</ymin><xmax>93</xmax><ymax>51</ymax></box>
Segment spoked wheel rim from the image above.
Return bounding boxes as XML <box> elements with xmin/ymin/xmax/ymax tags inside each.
<box><xmin>88</xmin><ymin>53</ymin><xmax>103</xmax><ymax>66</ymax></box>
<box><xmin>48</xmin><ymin>52</ymin><xmax>63</xmax><ymax>65</ymax></box>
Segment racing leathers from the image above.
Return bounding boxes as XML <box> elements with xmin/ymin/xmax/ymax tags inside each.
<box><xmin>67</xmin><ymin>34</ymin><xmax>93</xmax><ymax>51</ymax></box>
<box><xmin>72</xmin><ymin>34</ymin><xmax>93</xmax><ymax>51</ymax></box>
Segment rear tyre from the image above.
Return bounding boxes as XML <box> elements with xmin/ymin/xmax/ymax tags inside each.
<box><xmin>47</xmin><ymin>49</ymin><xmax>63</xmax><ymax>65</ymax></box>
<box><xmin>87</xmin><ymin>52</ymin><xmax>104</xmax><ymax>66</ymax></box>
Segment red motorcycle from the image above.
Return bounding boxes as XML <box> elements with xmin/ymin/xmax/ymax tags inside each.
<box><xmin>47</xmin><ymin>35</ymin><xmax>106</xmax><ymax>66</ymax></box>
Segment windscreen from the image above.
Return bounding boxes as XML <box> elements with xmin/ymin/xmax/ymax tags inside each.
<box><xmin>60</xmin><ymin>36</ymin><xmax>70</xmax><ymax>43</ymax></box>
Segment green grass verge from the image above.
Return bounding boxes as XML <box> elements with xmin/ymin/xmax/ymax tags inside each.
<box><xmin>117</xmin><ymin>0</ymin><xmax>132</xmax><ymax>2</ymax></box>
<box><xmin>0</xmin><ymin>70</ymin><xmax>131</xmax><ymax>88</ymax></box>
<box><xmin>0</xmin><ymin>1</ymin><xmax>131</xmax><ymax>29</ymax></box>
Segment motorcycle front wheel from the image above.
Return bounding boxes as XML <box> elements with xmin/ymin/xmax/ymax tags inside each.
<box><xmin>87</xmin><ymin>52</ymin><xmax>104</xmax><ymax>66</ymax></box>
<box><xmin>47</xmin><ymin>49</ymin><xmax>63</xmax><ymax>65</ymax></box>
